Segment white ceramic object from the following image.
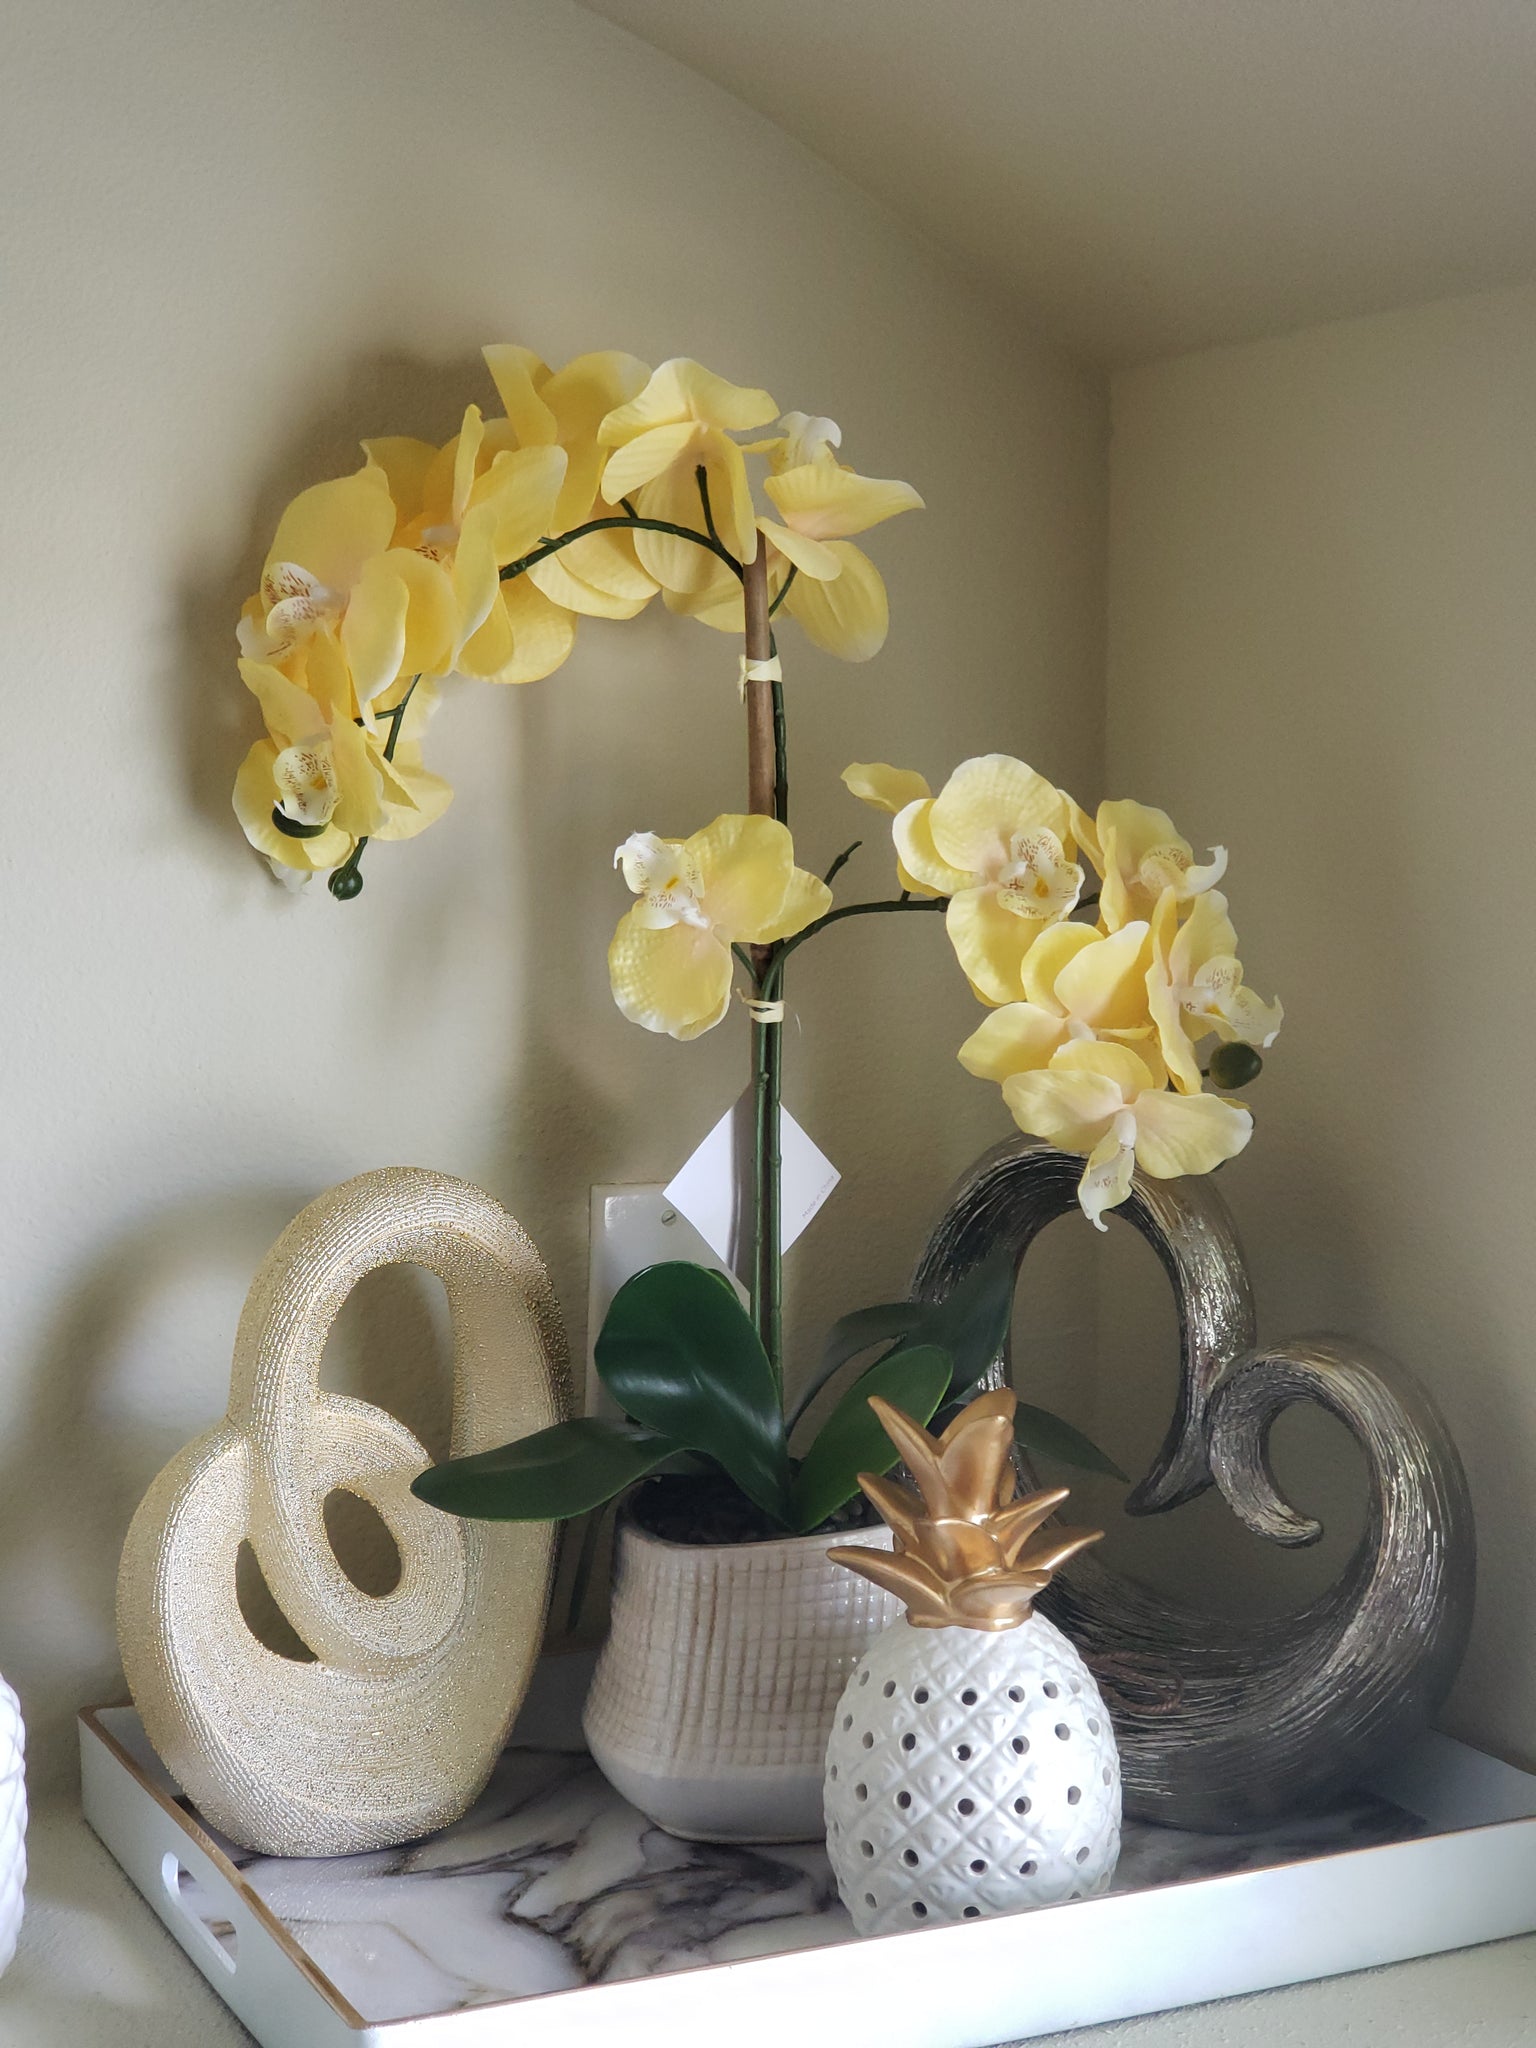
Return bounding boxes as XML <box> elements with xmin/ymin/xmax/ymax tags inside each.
<box><xmin>824</xmin><ymin>1610</ymin><xmax>1121</xmax><ymax>1935</ymax></box>
<box><xmin>116</xmin><ymin>1169</ymin><xmax>568</xmax><ymax>1856</ymax></box>
<box><xmin>0</xmin><ymin>1674</ymin><xmax>24</xmax><ymax>1977</ymax></box>
<box><xmin>584</xmin><ymin>1519</ymin><xmax>898</xmax><ymax>1841</ymax></box>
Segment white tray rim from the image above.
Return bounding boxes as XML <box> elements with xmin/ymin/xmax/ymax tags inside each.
<box><xmin>78</xmin><ymin>1704</ymin><xmax>1536</xmax><ymax>2048</ymax></box>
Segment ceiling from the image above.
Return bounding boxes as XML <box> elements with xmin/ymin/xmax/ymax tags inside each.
<box><xmin>578</xmin><ymin>0</ymin><xmax>1536</xmax><ymax>365</ymax></box>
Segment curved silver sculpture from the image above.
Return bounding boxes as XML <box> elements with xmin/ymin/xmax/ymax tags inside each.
<box><xmin>913</xmin><ymin>1139</ymin><xmax>1474</xmax><ymax>1832</ymax></box>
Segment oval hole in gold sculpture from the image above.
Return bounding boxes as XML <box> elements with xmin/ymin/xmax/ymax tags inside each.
<box><xmin>234</xmin><ymin>1541</ymin><xmax>316</xmax><ymax>1663</ymax></box>
<box><xmin>322</xmin><ymin>1488</ymin><xmax>403</xmax><ymax>1598</ymax></box>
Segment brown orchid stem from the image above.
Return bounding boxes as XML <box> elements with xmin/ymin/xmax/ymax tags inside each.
<box><xmin>742</xmin><ymin>548</ymin><xmax>784</xmax><ymax>1389</ymax></box>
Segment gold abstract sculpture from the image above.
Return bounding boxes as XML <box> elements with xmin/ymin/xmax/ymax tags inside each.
<box><xmin>117</xmin><ymin>1168</ymin><xmax>568</xmax><ymax>1856</ymax></box>
<box><xmin>829</xmin><ymin>1390</ymin><xmax>1102</xmax><ymax>1630</ymax></box>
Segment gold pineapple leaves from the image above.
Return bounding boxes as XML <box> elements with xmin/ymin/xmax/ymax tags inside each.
<box><xmin>828</xmin><ymin>1389</ymin><xmax>1102</xmax><ymax>1632</ymax></box>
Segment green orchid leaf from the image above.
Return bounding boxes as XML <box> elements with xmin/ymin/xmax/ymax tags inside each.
<box><xmin>785</xmin><ymin>1300</ymin><xmax>939</xmax><ymax>1433</ymax></box>
<box><xmin>411</xmin><ymin>1417</ymin><xmax>682</xmax><ymax>1522</ymax></box>
<box><xmin>595</xmin><ymin>1262</ymin><xmax>792</xmax><ymax>1525</ymax></box>
<box><xmin>924</xmin><ymin>1243</ymin><xmax>1020</xmax><ymax>1399</ymax></box>
<box><xmin>790</xmin><ymin>1343</ymin><xmax>953</xmax><ymax>1535</ymax></box>
<box><xmin>1014</xmin><ymin>1403</ymin><xmax>1128</xmax><ymax>1482</ymax></box>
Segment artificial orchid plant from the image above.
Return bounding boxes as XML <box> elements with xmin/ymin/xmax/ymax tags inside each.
<box><xmin>234</xmin><ymin>346</ymin><xmax>1282</xmax><ymax>1537</ymax></box>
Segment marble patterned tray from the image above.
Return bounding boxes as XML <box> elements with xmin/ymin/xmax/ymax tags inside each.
<box><xmin>80</xmin><ymin>1688</ymin><xmax>1536</xmax><ymax>2048</ymax></box>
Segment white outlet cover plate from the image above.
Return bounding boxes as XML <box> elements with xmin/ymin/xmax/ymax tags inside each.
<box><xmin>585</xmin><ymin>1186</ymin><xmax>743</xmax><ymax>1419</ymax></box>
<box><xmin>663</xmin><ymin>1093</ymin><xmax>839</xmax><ymax>1277</ymax></box>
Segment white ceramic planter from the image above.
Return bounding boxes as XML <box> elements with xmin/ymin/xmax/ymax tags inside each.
<box><xmin>583</xmin><ymin>1518</ymin><xmax>898</xmax><ymax>1842</ymax></box>
<box><xmin>0</xmin><ymin>1674</ymin><xmax>25</xmax><ymax>1978</ymax></box>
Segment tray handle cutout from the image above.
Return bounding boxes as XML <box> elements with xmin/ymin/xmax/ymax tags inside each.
<box><xmin>160</xmin><ymin>1851</ymin><xmax>240</xmax><ymax>1973</ymax></box>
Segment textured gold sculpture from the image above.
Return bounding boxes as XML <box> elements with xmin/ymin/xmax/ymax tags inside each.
<box><xmin>829</xmin><ymin>1390</ymin><xmax>1101</xmax><ymax>1631</ymax></box>
<box><xmin>117</xmin><ymin>1168</ymin><xmax>568</xmax><ymax>1856</ymax></box>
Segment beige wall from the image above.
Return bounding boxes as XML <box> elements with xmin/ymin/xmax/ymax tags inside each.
<box><xmin>0</xmin><ymin>0</ymin><xmax>1107</xmax><ymax>1785</ymax></box>
<box><xmin>1101</xmin><ymin>284</ymin><xmax>1536</xmax><ymax>1766</ymax></box>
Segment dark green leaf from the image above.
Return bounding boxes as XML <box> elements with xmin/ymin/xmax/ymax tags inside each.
<box><xmin>790</xmin><ymin>1343</ymin><xmax>953</xmax><ymax>1534</ymax></box>
<box><xmin>924</xmin><ymin>1243</ymin><xmax>1019</xmax><ymax>1399</ymax></box>
<box><xmin>785</xmin><ymin>1299</ymin><xmax>939</xmax><ymax>1433</ymax></box>
<box><xmin>411</xmin><ymin>1417</ymin><xmax>681</xmax><ymax>1521</ymax></box>
<box><xmin>1014</xmin><ymin>1404</ymin><xmax>1128</xmax><ymax>1482</ymax></box>
<box><xmin>595</xmin><ymin>1262</ymin><xmax>792</xmax><ymax>1524</ymax></box>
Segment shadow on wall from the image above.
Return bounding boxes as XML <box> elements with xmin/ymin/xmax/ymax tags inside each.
<box><xmin>0</xmin><ymin>1189</ymin><xmax>460</xmax><ymax>1794</ymax></box>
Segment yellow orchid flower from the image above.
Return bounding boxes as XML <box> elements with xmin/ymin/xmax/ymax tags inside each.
<box><xmin>240</xmin><ymin>464</ymin><xmax>457</xmax><ymax>708</ymax></box>
<box><xmin>893</xmin><ymin>755</ymin><xmax>1086</xmax><ymax>1006</ymax></box>
<box><xmin>1091</xmin><ymin>798</ymin><xmax>1228</xmax><ymax>933</ymax></box>
<box><xmin>677</xmin><ymin>414</ymin><xmax>923</xmax><ymax>660</ymax></box>
<box><xmin>1002</xmin><ymin>1041</ymin><xmax>1253</xmax><ymax>1230</ymax></box>
<box><xmin>234</xmin><ymin>635</ymin><xmax>450</xmax><ymax>875</ymax></box>
<box><xmin>958</xmin><ymin>920</ymin><xmax>1155</xmax><ymax>1082</ymax></box>
<box><xmin>597</xmin><ymin>358</ymin><xmax>778</xmax><ymax>592</ymax></box>
<box><xmin>608</xmin><ymin>816</ymin><xmax>832</xmax><ymax>1041</ymax></box>
<box><xmin>1149</xmin><ymin>888</ymin><xmax>1284</xmax><ymax>1092</ymax></box>
<box><xmin>366</xmin><ymin>407</ymin><xmax>574</xmax><ymax>685</ymax></box>
<box><xmin>841</xmin><ymin>762</ymin><xmax>932</xmax><ymax>815</ymax></box>
<box><xmin>482</xmin><ymin>346</ymin><xmax>660</xmax><ymax>621</ymax></box>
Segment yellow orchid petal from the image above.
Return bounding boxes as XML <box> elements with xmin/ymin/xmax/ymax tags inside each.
<box><xmin>328</xmin><ymin>713</ymin><xmax>385</xmax><ymax>839</ymax></box>
<box><xmin>481</xmin><ymin>344</ymin><xmax>558</xmax><ymax>446</ymax></box>
<box><xmin>1170</xmin><ymin>889</ymin><xmax>1240</xmax><ymax>981</ymax></box>
<box><xmin>233</xmin><ymin>739</ymin><xmax>351</xmax><ymax>871</ymax></box>
<box><xmin>1132</xmin><ymin>1090</ymin><xmax>1253</xmax><ymax>1180</ymax></box>
<box><xmin>238</xmin><ymin>659</ymin><xmax>325</xmax><ymax>746</ymax></box>
<box><xmin>758</xmin><ymin>864</ymin><xmax>834</xmax><ymax>942</ymax></box>
<box><xmin>479</xmin><ymin>445</ymin><xmax>569</xmax><ymax>564</ymax></box>
<box><xmin>1148</xmin><ymin>888</ymin><xmax>1206</xmax><ymax>1094</ymax></box>
<box><xmin>763</xmin><ymin>460</ymin><xmax>923</xmax><ymax>540</ymax></box>
<box><xmin>264</xmin><ymin>466</ymin><xmax>395</xmax><ymax>595</ymax></box>
<box><xmin>686</xmin><ymin>814</ymin><xmax>795</xmax><ymax>941</ymax></box>
<box><xmin>631</xmin><ymin>462</ymin><xmax>730</xmax><ymax>594</ymax></box>
<box><xmin>929</xmin><ymin>756</ymin><xmax>1070</xmax><ymax>874</ymax></box>
<box><xmin>1019</xmin><ymin>921</ymin><xmax>1100</xmax><ymax>1009</ymax></box>
<box><xmin>783</xmin><ymin>539</ymin><xmax>888</xmax><ymax>660</ymax></box>
<box><xmin>599</xmin><ymin>358</ymin><xmax>777</xmax><ymax>441</ymax></box>
<box><xmin>1001</xmin><ymin>1065</ymin><xmax>1124</xmax><ymax>1153</ymax></box>
<box><xmin>464</xmin><ymin>575</ymin><xmax>577</xmax><ymax>684</ymax></box>
<box><xmin>945</xmin><ymin>885</ymin><xmax>1042</xmax><ymax>1006</ymax></box>
<box><xmin>298</xmin><ymin>629</ymin><xmax>355</xmax><ymax>722</ymax></box>
<box><xmin>362</xmin><ymin>437</ymin><xmax>437</xmax><ymax>533</ymax></box>
<box><xmin>599</xmin><ymin>420</ymin><xmax>699</xmax><ymax>504</ymax></box>
<box><xmin>451</xmin><ymin>504</ymin><xmax>502</xmax><ymax>653</ymax></box>
<box><xmin>669</xmin><ymin>569</ymin><xmax>749</xmax><ymax>634</ymax></box>
<box><xmin>1078</xmin><ymin>1127</ymin><xmax>1138</xmax><ymax>1232</ymax></box>
<box><xmin>370</xmin><ymin>745</ymin><xmax>454</xmax><ymax>842</ymax></box>
<box><xmin>608</xmin><ymin>911</ymin><xmax>733</xmax><ymax>1040</ymax></box>
<box><xmin>1051</xmin><ymin>1038</ymin><xmax>1160</xmax><ymax>1094</ymax></box>
<box><xmin>841</xmin><ymin>763</ymin><xmax>932</xmax><ymax>816</ymax></box>
<box><xmin>894</xmin><ymin>798</ymin><xmax>972</xmax><ymax>897</ymax></box>
<box><xmin>543</xmin><ymin>350</ymin><xmax>651</xmax><ymax>527</ymax></box>
<box><xmin>527</xmin><ymin>545</ymin><xmax>652</xmax><ymax>620</ymax></box>
<box><xmin>1052</xmin><ymin>919</ymin><xmax>1152</xmax><ymax>1031</ymax></box>
<box><xmin>339</xmin><ymin>557</ymin><xmax>409</xmax><ymax>707</ymax></box>
<box><xmin>755</xmin><ymin>517</ymin><xmax>842</xmax><ymax>581</ymax></box>
<box><xmin>388</xmin><ymin>548</ymin><xmax>458</xmax><ymax>680</ymax></box>
<box><xmin>958</xmin><ymin>1005</ymin><xmax>1067</xmax><ymax>1082</ymax></box>
<box><xmin>702</xmin><ymin>434</ymin><xmax>760</xmax><ymax>565</ymax></box>
<box><xmin>452</xmin><ymin>406</ymin><xmax>485</xmax><ymax>528</ymax></box>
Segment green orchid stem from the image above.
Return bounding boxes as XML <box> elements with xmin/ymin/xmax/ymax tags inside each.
<box><xmin>499</xmin><ymin>513</ymin><xmax>743</xmax><ymax>586</ymax></box>
<box><xmin>761</xmin><ymin>895</ymin><xmax>947</xmax><ymax>999</ymax></box>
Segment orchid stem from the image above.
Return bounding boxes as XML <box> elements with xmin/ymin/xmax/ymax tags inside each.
<box><xmin>741</xmin><ymin>549</ymin><xmax>783</xmax><ymax>1391</ymax></box>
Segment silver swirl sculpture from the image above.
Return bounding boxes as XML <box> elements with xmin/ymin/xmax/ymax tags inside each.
<box><xmin>118</xmin><ymin>1168</ymin><xmax>568</xmax><ymax>1856</ymax></box>
<box><xmin>913</xmin><ymin>1139</ymin><xmax>1474</xmax><ymax>1832</ymax></box>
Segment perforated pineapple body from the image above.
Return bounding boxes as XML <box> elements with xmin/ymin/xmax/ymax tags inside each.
<box><xmin>824</xmin><ymin>1611</ymin><xmax>1120</xmax><ymax>1937</ymax></box>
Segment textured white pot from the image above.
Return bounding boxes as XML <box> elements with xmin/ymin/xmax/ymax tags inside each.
<box><xmin>584</xmin><ymin>1518</ymin><xmax>898</xmax><ymax>1842</ymax></box>
<box><xmin>0</xmin><ymin>1675</ymin><xmax>25</xmax><ymax>1978</ymax></box>
<box><xmin>824</xmin><ymin>1610</ymin><xmax>1121</xmax><ymax>1937</ymax></box>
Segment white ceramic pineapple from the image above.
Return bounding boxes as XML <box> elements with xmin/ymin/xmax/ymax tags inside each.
<box><xmin>0</xmin><ymin>1674</ymin><xmax>24</xmax><ymax>1977</ymax></box>
<box><xmin>824</xmin><ymin>1390</ymin><xmax>1121</xmax><ymax>1937</ymax></box>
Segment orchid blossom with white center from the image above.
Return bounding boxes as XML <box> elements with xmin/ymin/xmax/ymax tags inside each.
<box><xmin>890</xmin><ymin>755</ymin><xmax>1086</xmax><ymax>1005</ymax></box>
<box><xmin>1085</xmin><ymin>798</ymin><xmax>1228</xmax><ymax>933</ymax></box>
<box><xmin>608</xmin><ymin>815</ymin><xmax>832</xmax><ymax>1041</ymax></box>
<box><xmin>1149</xmin><ymin>888</ymin><xmax>1284</xmax><ymax>1092</ymax></box>
<box><xmin>244</xmin><ymin>464</ymin><xmax>458</xmax><ymax>709</ymax></box>
<box><xmin>1002</xmin><ymin>1041</ymin><xmax>1253</xmax><ymax>1230</ymax></box>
